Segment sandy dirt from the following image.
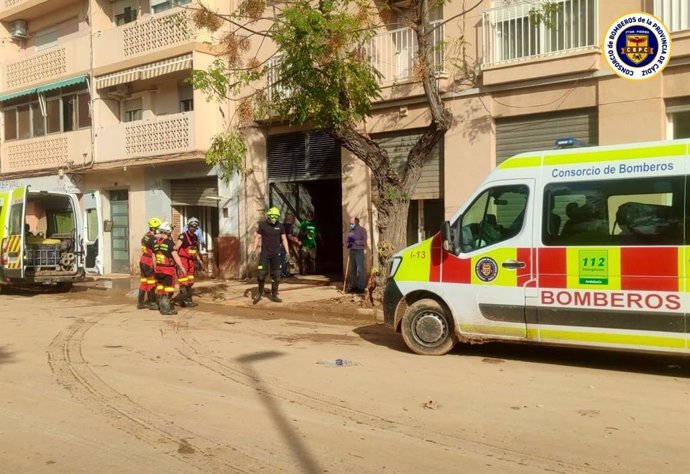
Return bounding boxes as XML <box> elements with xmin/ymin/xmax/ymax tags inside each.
<box><xmin>1</xmin><ymin>286</ymin><xmax>689</xmax><ymax>473</ymax></box>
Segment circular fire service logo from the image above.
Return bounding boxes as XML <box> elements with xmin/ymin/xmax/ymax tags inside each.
<box><xmin>475</xmin><ymin>257</ymin><xmax>498</xmax><ymax>282</ymax></box>
<box><xmin>604</xmin><ymin>13</ymin><xmax>671</xmax><ymax>80</ymax></box>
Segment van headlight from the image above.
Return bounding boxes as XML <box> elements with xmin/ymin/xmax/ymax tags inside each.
<box><xmin>388</xmin><ymin>256</ymin><xmax>402</xmax><ymax>278</ymax></box>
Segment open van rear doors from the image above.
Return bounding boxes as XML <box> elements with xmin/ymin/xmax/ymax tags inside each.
<box><xmin>82</xmin><ymin>191</ymin><xmax>103</xmax><ymax>275</ymax></box>
<box><xmin>3</xmin><ymin>186</ymin><xmax>27</xmax><ymax>279</ymax></box>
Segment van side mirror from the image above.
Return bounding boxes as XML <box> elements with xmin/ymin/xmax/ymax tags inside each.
<box><xmin>441</xmin><ymin>220</ymin><xmax>455</xmax><ymax>254</ymax></box>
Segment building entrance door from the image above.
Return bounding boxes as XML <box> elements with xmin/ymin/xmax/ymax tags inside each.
<box><xmin>110</xmin><ymin>190</ymin><xmax>130</xmax><ymax>273</ymax></box>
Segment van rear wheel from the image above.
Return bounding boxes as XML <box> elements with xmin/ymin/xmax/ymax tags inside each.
<box><xmin>401</xmin><ymin>299</ymin><xmax>457</xmax><ymax>356</ymax></box>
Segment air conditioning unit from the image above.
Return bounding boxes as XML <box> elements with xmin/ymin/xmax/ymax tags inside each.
<box><xmin>10</xmin><ymin>20</ymin><xmax>29</xmax><ymax>40</ymax></box>
<box><xmin>107</xmin><ymin>83</ymin><xmax>132</xmax><ymax>98</ymax></box>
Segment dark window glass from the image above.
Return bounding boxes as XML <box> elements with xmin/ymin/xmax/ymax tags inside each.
<box><xmin>9</xmin><ymin>203</ymin><xmax>23</xmax><ymax>235</ymax></box>
<box><xmin>4</xmin><ymin>109</ymin><xmax>17</xmax><ymax>140</ymax></box>
<box><xmin>31</xmin><ymin>102</ymin><xmax>45</xmax><ymax>137</ymax></box>
<box><xmin>77</xmin><ymin>92</ymin><xmax>91</xmax><ymax>128</ymax></box>
<box><xmin>17</xmin><ymin>105</ymin><xmax>30</xmax><ymax>139</ymax></box>
<box><xmin>543</xmin><ymin>177</ymin><xmax>684</xmax><ymax>246</ymax></box>
<box><xmin>62</xmin><ymin>94</ymin><xmax>75</xmax><ymax>132</ymax></box>
<box><xmin>451</xmin><ymin>185</ymin><xmax>529</xmax><ymax>253</ymax></box>
<box><xmin>46</xmin><ymin>99</ymin><xmax>61</xmax><ymax>133</ymax></box>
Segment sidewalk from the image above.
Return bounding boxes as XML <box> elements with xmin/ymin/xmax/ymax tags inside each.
<box><xmin>80</xmin><ymin>273</ymin><xmax>382</xmax><ymax>320</ymax></box>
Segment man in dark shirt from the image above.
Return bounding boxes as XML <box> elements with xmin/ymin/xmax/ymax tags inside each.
<box><xmin>252</xmin><ymin>207</ymin><xmax>290</xmax><ymax>304</ymax></box>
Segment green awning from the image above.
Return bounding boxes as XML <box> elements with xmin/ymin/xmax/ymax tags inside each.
<box><xmin>0</xmin><ymin>75</ymin><xmax>88</xmax><ymax>102</ymax></box>
<box><xmin>36</xmin><ymin>75</ymin><xmax>88</xmax><ymax>93</ymax></box>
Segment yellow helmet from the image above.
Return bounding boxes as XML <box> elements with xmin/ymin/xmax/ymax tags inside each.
<box><xmin>147</xmin><ymin>217</ymin><xmax>162</xmax><ymax>229</ymax></box>
<box><xmin>266</xmin><ymin>207</ymin><xmax>280</xmax><ymax>218</ymax></box>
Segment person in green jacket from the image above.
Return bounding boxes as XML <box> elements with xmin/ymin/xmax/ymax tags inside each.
<box><xmin>298</xmin><ymin>210</ymin><xmax>320</xmax><ymax>274</ymax></box>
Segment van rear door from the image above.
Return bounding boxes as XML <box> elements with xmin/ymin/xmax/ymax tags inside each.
<box><xmin>82</xmin><ymin>191</ymin><xmax>103</xmax><ymax>275</ymax></box>
<box><xmin>4</xmin><ymin>186</ymin><xmax>28</xmax><ymax>279</ymax></box>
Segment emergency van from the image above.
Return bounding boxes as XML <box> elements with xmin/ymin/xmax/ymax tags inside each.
<box><xmin>0</xmin><ymin>186</ymin><xmax>102</xmax><ymax>291</ymax></box>
<box><xmin>384</xmin><ymin>139</ymin><xmax>690</xmax><ymax>356</ymax></box>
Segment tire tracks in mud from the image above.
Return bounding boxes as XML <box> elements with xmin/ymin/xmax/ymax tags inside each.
<box><xmin>169</xmin><ymin>311</ymin><xmax>605</xmax><ymax>474</ymax></box>
<box><xmin>46</xmin><ymin>308</ymin><xmax>278</xmax><ymax>474</ymax></box>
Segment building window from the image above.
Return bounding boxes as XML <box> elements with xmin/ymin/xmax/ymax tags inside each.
<box><xmin>2</xmin><ymin>89</ymin><xmax>91</xmax><ymax>142</ymax></box>
<box><xmin>179</xmin><ymin>81</ymin><xmax>193</xmax><ymax>112</ymax></box>
<box><xmin>123</xmin><ymin>97</ymin><xmax>143</xmax><ymax>122</ymax></box>
<box><xmin>671</xmin><ymin>111</ymin><xmax>690</xmax><ymax>138</ymax></box>
<box><xmin>655</xmin><ymin>0</ymin><xmax>690</xmax><ymax>32</ymax></box>
<box><xmin>35</xmin><ymin>27</ymin><xmax>58</xmax><ymax>51</ymax></box>
<box><xmin>151</xmin><ymin>0</ymin><xmax>191</xmax><ymax>14</ymax></box>
<box><xmin>483</xmin><ymin>0</ymin><xmax>597</xmax><ymax>65</ymax></box>
<box><xmin>114</xmin><ymin>0</ymin><xmax>138</xmax><ymax>25</ymax></box>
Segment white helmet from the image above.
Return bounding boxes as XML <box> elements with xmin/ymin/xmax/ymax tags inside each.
<box><xmin>187</xmin><ymin>217</ymin><xmax>200</xmax><ymax>227</ymax></box>
<box><xmin>158</xmin><ymin>221</ymin><xmax>172</xmax><ymax>234</ymax></box>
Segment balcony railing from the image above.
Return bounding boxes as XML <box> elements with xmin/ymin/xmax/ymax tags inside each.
<box><xmin>368</xmin><ymin>20</ymin><xmax>445</xmax><ymax>84</ymax></box>
<box><xmin>482</xmin><ymin>0</ymin><xmax>597</xmax><ymax>67</ymax></box>
<box><xmin>655</xmin><ymin>0</ymin><xmax>690</xmax><ymax>32</ymax></box>
<box><xmin>93</xmin><ymin>10</ymin><xmax>193</xmax><ymax>70</ymax></box>
<box><xmin>95</xmin><ymin>112</ymin><xmax>195</xmax><ymax>163</ymax></box>
<box><xmin>0</xmin><ymin>129</ymin><xmax>91</xmax><ymax>174</ymax></box>
<box><xmin>1</xmin><ymin>35</ymin><xmax>90</xmax><ymax>92</ymax></box>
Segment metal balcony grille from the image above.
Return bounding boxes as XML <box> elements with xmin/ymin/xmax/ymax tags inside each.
<box><xmin>482</xmin><ymin>0</ymin><xmax>597</xmax><ymax>66</ymax></box>
<box><xmin>655</xmin><ymin>0</ymin><xmax>690</xmax><ymax>32</ymax></box>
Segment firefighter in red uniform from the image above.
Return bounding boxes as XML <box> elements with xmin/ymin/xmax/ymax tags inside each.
<box><xmin>137</xmin><ymin>217</ymin><xmax>161</xmax><ymax>310</ymax></box>
<box><xmin>154</xmin><ymin>222</ymin><xmax>186</xmax><ymax>315</ymax></box>
<box><xmin>175</xmin><ymin>217</ymin><xmax>203</xmax><ymax>307</ymax></box>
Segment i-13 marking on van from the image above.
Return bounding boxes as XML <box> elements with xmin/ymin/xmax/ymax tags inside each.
<box><xmin>384</xmin><ymin>139</ymin><xmax>690</xmax><ymax>356</ymax></box>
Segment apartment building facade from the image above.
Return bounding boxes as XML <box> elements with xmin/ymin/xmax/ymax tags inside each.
<box><xmin>1</xmin><ymin>0</ymin><xmax>690</xmax><ymax>278</ymax></box>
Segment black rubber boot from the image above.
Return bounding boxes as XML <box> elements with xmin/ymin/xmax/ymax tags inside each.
<box><xmin>137</xmin><ymin>290</ymin><xmax>147</xmax><ymax>309</ymax></box>
<box><xmin>270</xmin><ymin>281</ymin><xmax>282</xmax><ymax>303</ymax></box>
<box><xmin>159</xmin><ymin>295</ymin><xmax>178</xmax><ymax>315</ymax></box>
<box><xmin>182</xmin><ymin>286</ymin><xmax>198</xmax><ymax>307</ymax></box>
<box><xmin>147</xmin><ymin>289</ymin><xmax>159</xmax><ymax>310</ymax></box>
<box><xmin>253</xmin><ymin>281</ymin><xmax>264</xmax><ymax>304</ymax></box>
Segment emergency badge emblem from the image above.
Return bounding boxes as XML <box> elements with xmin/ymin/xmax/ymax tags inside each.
<box><xmin>475</xmin><ymin>257</ymin><xmax>498</xmax><ymax>282</ymax></box>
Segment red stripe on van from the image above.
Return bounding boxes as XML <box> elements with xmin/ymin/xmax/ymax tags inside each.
<box><xmin>538</xmin><ymin>247</ymin><xmax>567</xmax><ymax>288</ymax></box>
<box><xmin>517</xmin><ymin>247</ymin><xmax>532</xmax><ymax>286</ymax></box>
<box><xmin>429</xmin><ymin>233</ymin><xmax>442</xmax><ymax>282</ymax></box>
<box><xmin>621</xmin><ymin>247</ymin><xmax>678</xmax><ymax>291</ymax></box>
<box><xmin>441</xmin><ymin>252</ymin><xmax>471</xmax><ymax>283</ymax></box>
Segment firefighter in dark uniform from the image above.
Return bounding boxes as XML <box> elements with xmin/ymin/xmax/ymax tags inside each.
<box><xmin>252</xmin><ymin>207</ymin><xmax>290</xmax><ymax>304</ymax></box>
<box><xmin>175</xmin><ymin>217</ymin><xmax>203</xmax><ymax>307</ymax></box>
<box><xmin>154</xmin><ymin>221</ymin><xmax>186</xmax><ymax>315</ymax></box>
<box><xmin>137</xmin><ymin>217</ymin><xmax>161</xmax><ymax>310</ymax></box>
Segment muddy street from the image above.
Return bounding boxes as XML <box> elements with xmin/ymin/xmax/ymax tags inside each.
<box><xmin>1</xmin><ymin>287</ymin><xmax>689</xmax><ymax>473</ymax></box>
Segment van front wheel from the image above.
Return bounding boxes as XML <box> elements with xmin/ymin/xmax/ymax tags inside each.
<box><xmin>401</xmin><ymin>299</ymin><xmax>457</xmax><ymax>356</ymax></box>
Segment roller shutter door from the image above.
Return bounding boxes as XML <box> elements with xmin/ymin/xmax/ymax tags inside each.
<box><xmin>171</xmin><ymin>177</ymin><xmax>219</xmax><ymax>206</ymax></box>
<box><xmin>268</xmin><ymin>130</ymin><xmax>341</xmax><ymax>182</ymax></box>
<box><xmin>496</xmin><ymin>109</ymin><xmax>598</xmax><ymax>164</ymax></box>
<box><xmin>374</xmin><ymin>129</ymin><xmax>442</xmax><ymax>200</ymax></box>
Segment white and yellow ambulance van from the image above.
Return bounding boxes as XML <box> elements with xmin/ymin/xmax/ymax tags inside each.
<box><xmin>0</xmin><ymin>186</ymin><xmax>102</xmax><ymax>291</ymax></box>
<box><xmin>384</xmin><ymin>139</ymin><xmax>690</xmax><ymax>355</ymax></box>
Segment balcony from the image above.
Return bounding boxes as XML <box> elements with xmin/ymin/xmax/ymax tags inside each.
<box><xmin>368</xmin><ymin>20</ymin><xmax>445</xmax><ymax>85</ymax></box>
<box><xmin>0</xmin><ymin>35</ymin><xmax>90</xmax><ymax>93</ymax></box>
<box><xmin>95</xmin><ymin>112</ymin><xmax>196</xmax><ymax>164</ymax></box>
<box><xmin>655</xmin><ymin>0</ymin><xmax>690</xmax><ymax>32</ymax></box>
<box><xmin>482</xmin><ymin>0</ymin><xmax>597</xmax><ymax>67</ymax></box>
<box><xmin>92</xmin><ymin>10</ymin><xmax>196</xmax><ymax>74</ymax></box>
<box><xmin>0</xmin><ymin>128</ymin><xmax>90</xmax><ymax>174</ymax></box>
<box><xmin>0</xmin><ymin>0</ymin><xmax>70</xmax><ymax>22</ymax></box>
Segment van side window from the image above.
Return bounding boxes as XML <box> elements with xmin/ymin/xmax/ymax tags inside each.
<box><xmin>455</xmin><ymin>185</ymin><xmax>529</xmax><ymax>253</ymax></box>
<box><xmin>8</xmin><ymin>203</ymin><xmax>23</xmax><ymax>235</ymax></box>
<box><xmin>543</xmin><ymin>176</ymin><xmax>683</xmax><ymax>246</ymax></box>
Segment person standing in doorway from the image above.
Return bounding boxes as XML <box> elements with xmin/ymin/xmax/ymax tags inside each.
<box><xmin>252</xmin><ymin>207</ymin><xmax>290</xmax><ymax>304</ymax></box>
<box><xmin>298</xmin><ymin>210</ymin><xmax>320</xmax><ymax>274</ymax></box>
<box><xmin>346</xmin><ymin>217</ymin><xmax>367</xmax><ymax>293</ymax></box>
<box><xmin>280</xmin><ymin>211</ymin><xmax>301</xmax><ymax>277</ymax></box>
<box><xmin>154</xmin><ymin>222</ymin><xmax>186</xmax><ymax>315</ymax></box>
<box><xmin>176</xmin><ymin>217</ymin><xmax>203</xmax><ymax>307</ymax></box>
<box><xmin>138</xmin><ymin>217</ymin><xmax>161</xmax><ymax>310</ymax></box>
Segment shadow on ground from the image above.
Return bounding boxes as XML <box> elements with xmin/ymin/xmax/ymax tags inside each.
<box><xmin>0</xmin><ymin>346</ymin><xmax>15</xmax><ymax>367</ymax></box>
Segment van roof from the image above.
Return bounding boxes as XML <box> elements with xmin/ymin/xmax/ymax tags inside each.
<box><xmin>498</xmin><ymin>138</ymin><xmax>690</xmax><ymax>170</ymax></box>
